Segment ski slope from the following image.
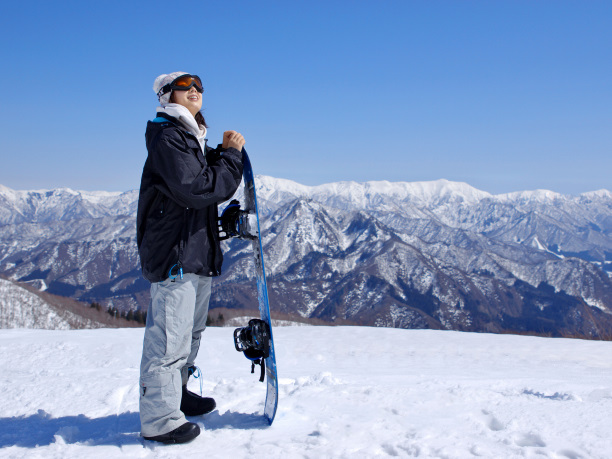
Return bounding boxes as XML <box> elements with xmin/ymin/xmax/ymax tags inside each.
<box><xmin>0</xmin><ymin>326</ymin><xmax>610</xmax><ymax>458</ymax></box>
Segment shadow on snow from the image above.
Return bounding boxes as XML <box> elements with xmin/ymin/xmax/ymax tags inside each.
<box><xmin>0</xmin><ymin>410</ymin><xmax>141</xmax><ymax>448</ymax></box>
<box><xmin>0</xmin><ymin>409</ymin><xmax>267</xmax><ymax>448</ymax></box>
<box><xmin>197</xmin><ymin>409</ymin><xmax>268</xmax><ymax>431</ymax></box>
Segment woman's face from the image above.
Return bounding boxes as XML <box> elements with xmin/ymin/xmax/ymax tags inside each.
<box><xmin>172</xmin><ymin>86</ymin><xmax>202</xmax><ymax>117</ymax></box>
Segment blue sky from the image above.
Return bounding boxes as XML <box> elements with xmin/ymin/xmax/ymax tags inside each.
<box><xmin>0</xmin><ymin>0</ymin><xmax>610</xmax><ymax>195</ymax></box>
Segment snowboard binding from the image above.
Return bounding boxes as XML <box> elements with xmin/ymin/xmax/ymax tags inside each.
<box><xmin>218</xmin><ymin>200</ymin><xmax>258</xmax><ymax>240</ymax></box>
<box><xmin>233</xmin><ymin>319</ymin><xmax>271</xmax><ymax>382</ymax></box>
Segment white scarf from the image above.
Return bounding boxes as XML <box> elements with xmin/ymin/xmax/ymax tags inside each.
<box><xmin>157</xmin><ymin>103</ymin><xmax>207</xmax><ymax>152</ymax></box>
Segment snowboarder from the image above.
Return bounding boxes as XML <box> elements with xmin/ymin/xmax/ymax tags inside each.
<box><xmin>136</xmin><ymin>72</ymin><xmax>245</xmax><ymax>444</ymax></box>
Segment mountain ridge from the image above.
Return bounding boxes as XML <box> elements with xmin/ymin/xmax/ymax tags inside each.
<box><xmin>1</xmin><ymin>178</ymin><xmax>611</xmax><ymax>337</ymax></box>
<box><xmin>1</xmin><ymin>177</ymin><xmax>610</xmax><ymax>224</ymax></box>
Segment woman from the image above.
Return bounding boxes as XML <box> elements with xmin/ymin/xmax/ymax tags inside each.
<box><xmin>136</xmin><ymin>72</ymin><xmax>245</xmax><ymax>444</ymax></box>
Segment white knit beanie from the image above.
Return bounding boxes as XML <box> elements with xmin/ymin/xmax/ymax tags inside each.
<box><xmin>153</xmin><ymin>72</ymin><xmax>189</xmax><ymax>106</ymax></box>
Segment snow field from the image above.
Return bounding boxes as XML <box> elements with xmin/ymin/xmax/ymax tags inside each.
<box><xmin>0</xmin><ymin>326</ymin><xmax>610</xmax><ymax>458</ymax></box>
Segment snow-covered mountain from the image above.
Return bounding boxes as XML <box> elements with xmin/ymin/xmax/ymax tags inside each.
<box><xmin>0</xmin><ymin>184</ymin><xmax>137</xmax><ymax>224</ymax></box>
<box><xmin>0</xmin><ymin>277</ymin><xmax>79</xmax><ymax>329</ymax></box>
<box><xmin>0</xmin><ymin>277</ymin><xmax>136</xmax><ymax>329</ymax></box>
<box><xmin>252</xmin><ymin>177</ymin><xmax>612</xmax><ymax>263</ymax></box>
<box><xmin>1</xmin><ymin>179</ymin><xmax>611</xmax><ymax>337</ymax></box>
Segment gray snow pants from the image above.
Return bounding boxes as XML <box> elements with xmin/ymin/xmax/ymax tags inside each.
<box><xmin>139</xmin><ymin>273</ymin><xmax>212</xmax><ymax>437</ymax></box>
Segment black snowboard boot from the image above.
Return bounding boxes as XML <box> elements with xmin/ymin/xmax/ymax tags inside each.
<box><xmin>144</xmin><ymin>422</ymin><xmax>200</xmax><ymax>444</ymax></box>
<box><xmin>180</xmin><ymin>384</ymin><xmax>216</xmax><ymax>416</ymax></box>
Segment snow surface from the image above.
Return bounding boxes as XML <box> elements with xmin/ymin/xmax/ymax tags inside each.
<box><xmin>0</xmin><ymin>327</ymin><xmax>610</xmax><ymax>458</ymax></box>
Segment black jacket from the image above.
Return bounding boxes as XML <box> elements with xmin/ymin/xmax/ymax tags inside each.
<box><xmin>137</xmin><ymin>112</ymin><xmax>243</xmax><ymax>283</ymax></box>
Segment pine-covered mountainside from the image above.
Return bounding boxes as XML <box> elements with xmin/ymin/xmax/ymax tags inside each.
<box><xmin>0</xmin><ymin>277</ymin><xmax>139</xmax><ymax>329</ymax></box>
<box><xmin>1</xmin><ymin>179</ymin><xmax>611</xmax><ymax>337</ymax></box>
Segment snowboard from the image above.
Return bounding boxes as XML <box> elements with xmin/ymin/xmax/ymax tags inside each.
<box><xmin>223</xmin><ymin>149</ymin><xmax>279</xmax><ymax>425</ymax></box>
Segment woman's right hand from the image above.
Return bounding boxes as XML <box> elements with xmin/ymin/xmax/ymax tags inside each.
<box><xmin>223</xmin><ymin>130</ymin><xmax>246</xmax><ymax>151</ymax></box>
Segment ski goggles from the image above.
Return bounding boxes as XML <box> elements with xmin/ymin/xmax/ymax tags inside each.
<box><xmin>157</xmin><ymin>74</ymin><xmax>203</xmax><ymax>97</ymax></box>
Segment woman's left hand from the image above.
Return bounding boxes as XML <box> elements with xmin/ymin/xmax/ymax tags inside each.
<box><xmin>223</xmin><ymin>130</ymin><xmax>245</xmax><ymax>151</ymax></box>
